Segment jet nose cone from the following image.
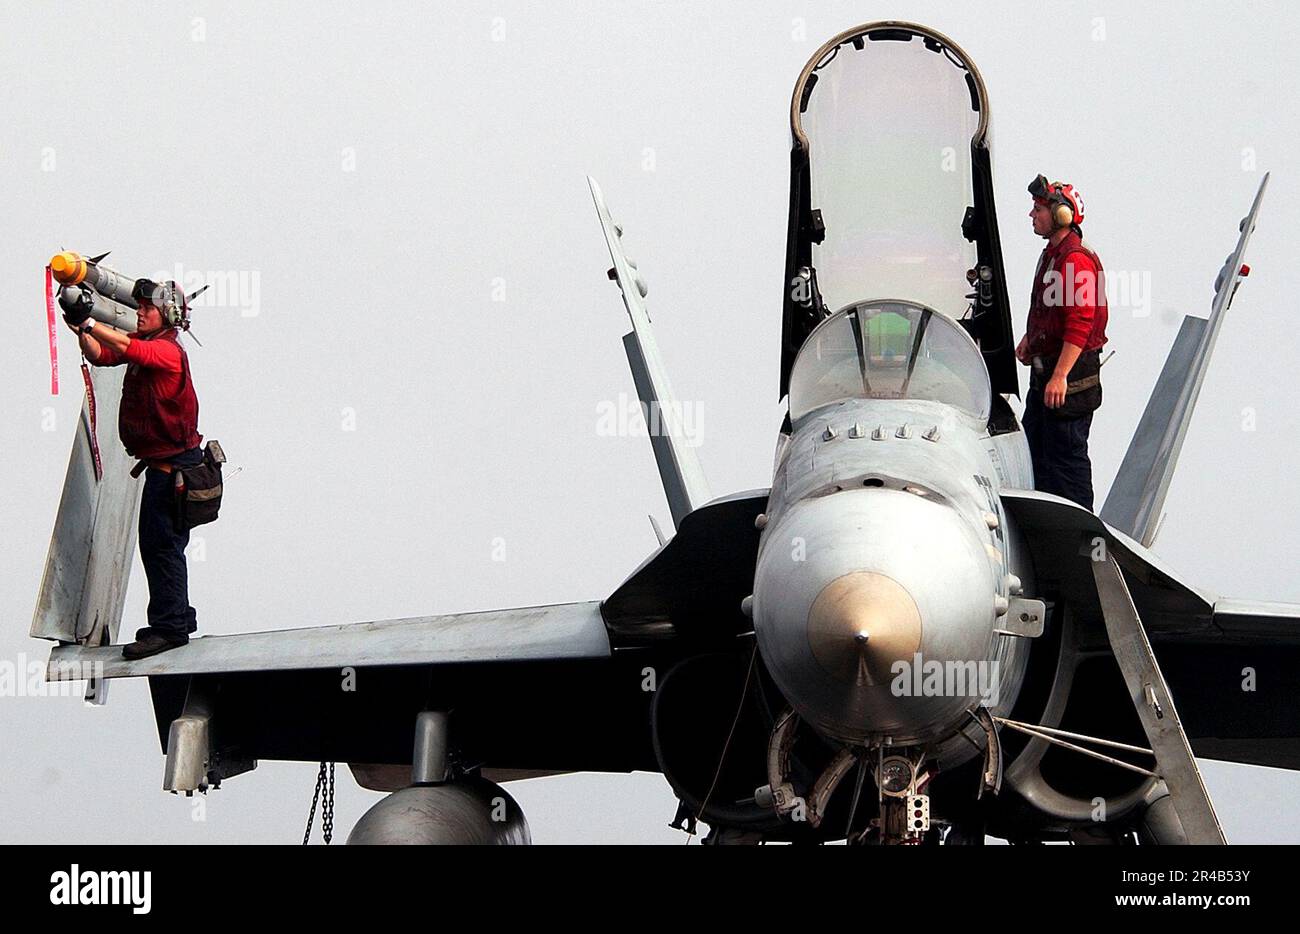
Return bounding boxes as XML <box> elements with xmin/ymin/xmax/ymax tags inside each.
<box><xmin>807</xmin><ymin>571</ymin><xmax>921</xmax><ymax>687</ymax></box>
<box><xmin>752</xmin><ymin>488</ymin><xmax>999</xmax><ymax>744</ymax></box>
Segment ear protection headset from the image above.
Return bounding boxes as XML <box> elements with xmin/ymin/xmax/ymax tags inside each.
<box><xmin>131</xmin><ymin>278</ymin><xmax>191</xmax><ymax>330</ymax></box>
<box><xmin>1028</xmin><ymin>174</ymin><xmax>1085</xmax><ymax>228</ymax></box>
<box><xmin>1051</xmin><ymin>199</ymin><xmax>1074</xmax><ymax>229</ymax></box>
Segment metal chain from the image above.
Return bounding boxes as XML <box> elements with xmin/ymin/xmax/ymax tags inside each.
<box><xmin>323</xmin><ymin>762</ymin><xmax>335</xmax><ymax>845</ymax></box>
<box><xmin>303</xmin><ymin>762</ymin><xmax>325</xmax><ymax>845</ymax></box>
<box><xmin>303</xmin><ymin>761</ymin><xmax>336</xmax><ymax>845</ymax></box>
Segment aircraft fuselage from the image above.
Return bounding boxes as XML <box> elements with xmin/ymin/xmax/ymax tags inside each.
<box><xmin>753</xmin><ymin>391</ymin><xmax>1036</xmax><ymax>768</ymax></box>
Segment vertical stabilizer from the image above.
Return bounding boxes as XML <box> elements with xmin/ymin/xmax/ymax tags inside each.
<box><xmin>32</xmin><ymin>366</ymin><xmax>143</xmax><ymax>646</ymax></box>
<box><xmin>1101</xmin><ymin>174</ymin><xmax>1268</xmax><ymax>545</ymax></box>
<box><xmin>589</xmin><ymin>176</ymin><xmax>710</xmax><ymax>528</ymax></box>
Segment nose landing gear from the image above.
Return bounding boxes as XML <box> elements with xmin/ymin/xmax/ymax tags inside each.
<box><xmin>755</xmin><ymin>708</ymin><xmax>943</xmax><ymax>844</ymax></box>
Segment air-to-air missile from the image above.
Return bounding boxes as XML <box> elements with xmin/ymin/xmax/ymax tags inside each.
<box><xmin>49</xmin><ymin>250</ymin><xmax>139</xmax><ymax>333</ymax></box>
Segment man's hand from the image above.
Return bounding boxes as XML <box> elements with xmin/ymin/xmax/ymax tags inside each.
<box><xmin>1044</xmin><ymin>373</ymin><xmax>1068</xmax><ymax>409</ymax></box>
<box><xmin>1015</xmin><ymin>334</ymin><xmax>1030</xmax><ymax>365</ymax></box>
<box><xmin>1044</xmin><ymin>341</ymin><xmax>1084</xmax><ymax>409</ymax></box>
<box><xmin>61</xmin><ymin>299</ymin><xmax>92</xmax><ymax>329</ymax></box>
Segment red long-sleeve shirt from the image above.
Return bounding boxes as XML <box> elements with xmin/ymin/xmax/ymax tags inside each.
<box><xmin>92</xmin><ymin>329</ymin><xmax>202</xmax><ymax>459</ymax></box>
<box><xmin>94</xmin><ymin>331</ymin><xmax>183</xmax><ymax>377</ymax></box>
<box><xmin>1025</xmin><ymin>230</ymin><xmax>1109</xmax><ymax>356</ymax></box>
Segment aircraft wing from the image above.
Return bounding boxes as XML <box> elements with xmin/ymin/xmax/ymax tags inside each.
<box><xmin>41</xmin><ymin>490</ymin><xmax>772</xmax><ymax>790</ymax></box>
<box><xmin>1002</xmin><ymin>489</ymin><xmax>1300</xmax><ymax>772</ymax></box>
<box><xmin>46</xmin><ymin>600</ymin><xmax>611</xmax><ymax>680</ymax></box>
<box><xmin>45</xmin><ymin>597</ymin><xmax>680</xmax><ymax>787</ymax></box>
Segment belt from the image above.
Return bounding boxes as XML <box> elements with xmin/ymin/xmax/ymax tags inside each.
<box><xmin>1031</xmin><ymin>351</ymin><xmax>1103</xmax><ymax>395</ymax></box>
<box><xmin>130</xmin><ymin>458</ymin><xmax>178</xmax><ymax>478</ymax></box>
<box><xmin>1065</xmin><ymin>373</ymin><xmax>1100</xmax><ymax>394</ymax></box>
<box><xmin>1030</xmin><ymin>374</ymin><xmax>1099</xmax><ymax>396</ymax></box>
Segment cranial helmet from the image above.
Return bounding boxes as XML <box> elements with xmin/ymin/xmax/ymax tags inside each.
<box><xmin>131</xmin><ymin>278</ymin><xmax>191</xmax><ymax>330</ymax></box>
<box><xmin>1029</xmin><ymin>174</ymin><xmax>1085</xmax><ymax>228</ymax></box>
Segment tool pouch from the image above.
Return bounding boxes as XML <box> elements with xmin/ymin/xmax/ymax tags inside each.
<box><xmin>174</xmin><ymin>440</ymin><xmax>226</xmax><ymax>531</ymax></box>
<box><xmin>1036</xmin><ymin>348</ymin><xmax>1103</xmax><ymax>419</ymax></box>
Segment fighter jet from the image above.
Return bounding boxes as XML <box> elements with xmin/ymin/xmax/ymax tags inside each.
<box><xmin>35</xmin><ymin>21</ymin><xmax>1296</xmax><ymax>844</ymax></box>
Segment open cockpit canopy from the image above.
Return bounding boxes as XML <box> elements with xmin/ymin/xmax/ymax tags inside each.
<box><xmin>795</xmin><ymin>26</ymin><xmax>983</xmax><ymax>318</ymax></box>
<box><xmin>781</xmin><ymin>22</ymin><xmax>1018</xmax><ymax>401</ymax></box>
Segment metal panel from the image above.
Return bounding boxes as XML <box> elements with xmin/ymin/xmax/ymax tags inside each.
<box><xmin>601</xmin><ymin>489</ymin><xmax>768</xmax><ymax>641</ymax></box>
<box><xmin>1213</xmin><ymin>598</ymin><xmax>1300</xmax><ymax>642</ymax></box>
<box><xmin>1091</xmin><ymin>554</ymin><xmax>1227</xmax><ymax>844</ymax></box>
<box><xmin>46</xmin><ymin>600</ymin><xmax>610</xmax><ymax>680</ymax></box>
<box><xmin>623</xmin><ymin>332</ymin><xmax>695</xmax><ymax>528</ymax></box>
<box><xmin>1002</xmin><ymin>488</ymin><xmax>1218</xmax><ymax>633</ymax></box>
<box><xmin>1100</xmin><ymin>314</ymin><xmax>1205</xmax><ymax>542</ymax></box>
<box><xmin>31</xmin><ymin>365</ymin><xmax>144</xmax><ymax>646</ymax></box>
<box><xmin>1003</xmin><ymin>489</ymin><xmax>1300</xmax><ymax>773</ymax></box>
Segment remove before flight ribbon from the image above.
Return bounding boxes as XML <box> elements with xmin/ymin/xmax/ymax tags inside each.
<box><xmin>45</xmin><ymin>265</ymin><xmax>58</xmax><ymax>395</ymax></box>
<box><xmin>47</xmin><ymin>266</ymin><xmax>104</xmax><ymax>481</ymax></box>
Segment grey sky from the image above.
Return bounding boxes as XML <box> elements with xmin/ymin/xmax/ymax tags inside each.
<box><xmin>3</xmin><ymin>1</ymin><xmax>1297</xmax><ymax>843</ymax></box>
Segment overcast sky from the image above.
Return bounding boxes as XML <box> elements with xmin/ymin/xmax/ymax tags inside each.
<box><xmin>3</xmin><ymin>0</ymin><xmax>1298</xmax><ymax>843</ymax></box>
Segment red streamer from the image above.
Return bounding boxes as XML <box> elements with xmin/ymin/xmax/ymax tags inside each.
<box><xmin>45</xmin><ymin>266</ymin><xmax>59</xmax><ymax>395</ymax></box>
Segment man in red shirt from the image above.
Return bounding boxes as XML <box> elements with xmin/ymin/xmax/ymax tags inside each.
<box><xmin>1015</xmin><ymin>175</ymin><xmax>1109</xmax><ymax>510</ymax></box>
<box><xmin>63</xmin><ymin>279</ymin><xmax>204</xmax><ymax>659</ymax></box>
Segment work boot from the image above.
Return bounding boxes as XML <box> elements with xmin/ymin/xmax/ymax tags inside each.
<box><xmin>134</xmin><ymin>621</ymin><xmax>197</xmax><ymax>640</ymax></box>
<box><xmin>122</xmin><ymin>630</ymin><xmax>188</xmax><ymax>660</ymax></box>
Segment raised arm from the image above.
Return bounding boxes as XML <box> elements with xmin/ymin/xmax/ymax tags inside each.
<box><xmin>74</xmin><ymin>322</ymin><xmax>125</xmax><ymax>365</ymax></box>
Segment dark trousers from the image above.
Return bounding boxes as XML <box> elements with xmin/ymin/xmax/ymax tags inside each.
<box><xmin>1022</xmin><ymin>390</ymin><xmax>1095</xmax><ymax>511</ymax></box>
<box><xmin>138</xmin><ymin>447</ymin><xmax>204</xmax><ymax>639</ymax></box>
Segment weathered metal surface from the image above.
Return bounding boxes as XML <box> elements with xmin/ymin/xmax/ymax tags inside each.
<box><xmin>47</xmin><ymin>600</ymin><xmax>610</xmax><ymax>680</ymax></box>
<box><xmin>32</xmin><ymin>365</ymin><xmax>143</xmax><ymax>646</ymax></box>
<box><xmin>1092</xmin><ymin>553</ymin><xmax>1227</xmax><ymax>844</ymax></box>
